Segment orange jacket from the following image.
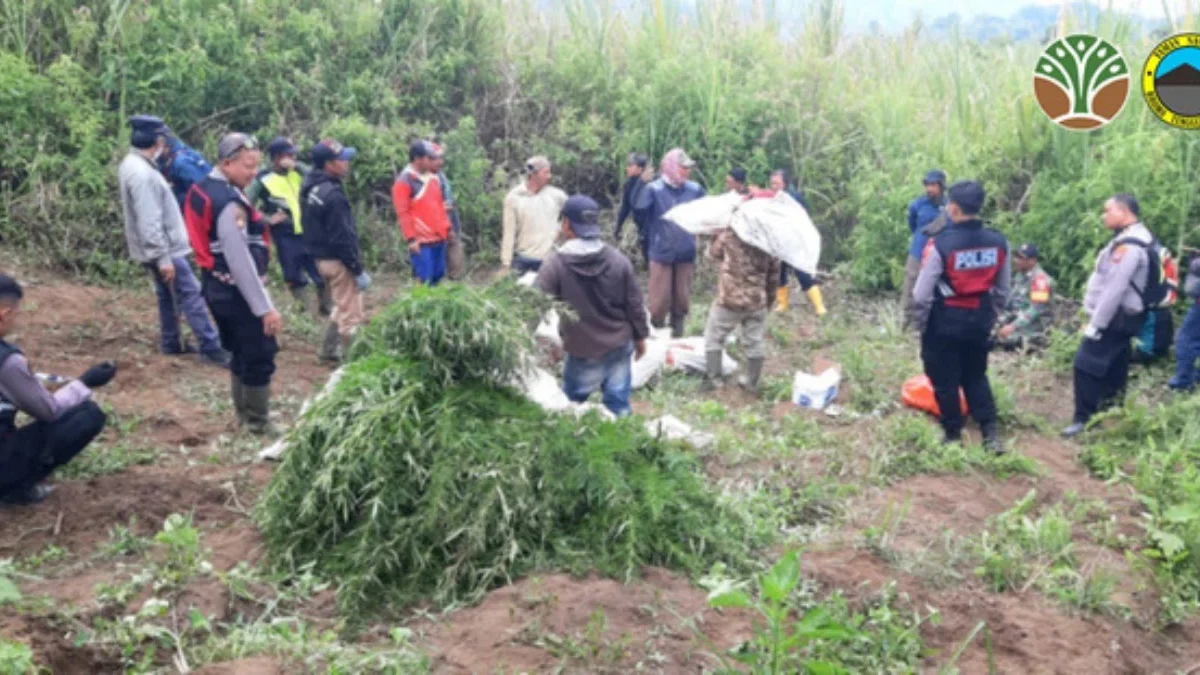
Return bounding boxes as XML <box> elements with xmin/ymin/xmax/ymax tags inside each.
<box><xmin>392</xmin><ymin>166</ymin><xmax>451</xmax><ymax>245</ymax></box>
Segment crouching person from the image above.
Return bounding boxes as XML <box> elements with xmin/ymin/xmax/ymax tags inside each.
<box><xmin>0</xmin><ymin>275</ymin><xmax>114</xmax><ymax>505</ymax></box>
<box><xmin>535</xmin><ymin>195</ymin><xmax>649</xmax><ymax>417</ymax></box>
<box><xmin>702</xmin><ymin>228</ymin><xmax>782</xmax><ymax>395</ymax></box>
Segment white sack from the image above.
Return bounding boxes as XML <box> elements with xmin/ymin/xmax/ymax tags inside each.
<box><xmin>792</xmin><ymin>367</ymin><xmax>841</xmax><ymax>411</ymax></box>
<box><xmin>665</xmin><ymin>338</ymin><xmax>738</xmax><ymax>375</ymax></box>
<box><xmin>518</xmin><ymin>272</ymin><xmax>539</xmax><ymax>287</ymax></box>
<box><xmin>631</xmin><ymin>338</ymin><xmax>669</xmax><ymax>389</ymax></box>
<box><xmin>534</xmin><ymin>309</ymin><xmax>563</xmax><ymax>349</ymax></box>
<box><xmin>662</xmin><ymin>192</ymin><xmax>743</xmax><ymax>235</ymax></box>
<box><xmin>645</xmin><ymin>415</ymin><xmax>715</xmax><ymax>450</ymax></box>
<box><xmin>730</xmin><ymin>192</ymin><xmax>821</xmax><ymax>275</ymax></box>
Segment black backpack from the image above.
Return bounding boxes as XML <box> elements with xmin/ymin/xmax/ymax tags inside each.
<box><xmin>1112</xmin><ymin>237</ymin><xmax>1176</xmax><ymax>309</ymax></box>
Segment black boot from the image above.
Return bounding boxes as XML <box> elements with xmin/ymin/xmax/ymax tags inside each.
<box><xmin>700</xmin><ymin>350</ymin><xmax>724</xmax><ymax>392</ymax></box>
<box><xmin>670</xmin><ymin>315</ymin><xmax>687</xmax><ymax>339</ymax></box>
<box><xmin>738</xmin><ymin>357</ymin><xmax>764</xmax><ymax>396</ymax></box>
<box><xmin>982</xmin><ymin>422</ymin><xmax>1003</xmax><ymax>455</ymax></box>
<box><xmin>243</xmin><ymin>385</ymin><xmax>282</xmax><ymax>438</ymax></box>
<box><xmin>317</xmin><ymin>285</ymin><xmax>334</xmax><ymax>318</ymax></box>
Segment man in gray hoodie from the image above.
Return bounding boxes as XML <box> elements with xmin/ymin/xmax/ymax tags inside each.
<box><xmin>535</xmin><ymin>194</ymin><xmax>650</xmax><ymax>417</ymax></box>
<box><xmin>117</xmin><ymin>115</ymin><xmax>229</xmax><ymax>367</ymax></box>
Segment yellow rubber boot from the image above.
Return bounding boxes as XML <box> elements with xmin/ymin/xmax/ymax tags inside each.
<box><xmin>774</xmin><ymin>286</ymin><xmax>790</xmax><ymax>312</ymax></box>
<box><xmin>806</xmin><ymin>286</ymin><xmax>827</xmax><ymax>317</ymax></box>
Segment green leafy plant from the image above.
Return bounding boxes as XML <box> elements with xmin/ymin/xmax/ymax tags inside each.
<box><xmin>0</xmin><ymin>638</ymin><xmax>36</xmax><ymax>675</ymax></box>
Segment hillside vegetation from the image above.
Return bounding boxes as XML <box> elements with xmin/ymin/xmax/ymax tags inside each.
<box><xmin>2</xmin><ymin>0</ymin><xmax>1200</xmax><ymax>291</ymax></box>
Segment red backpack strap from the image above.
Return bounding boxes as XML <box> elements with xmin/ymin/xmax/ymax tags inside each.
<box><xmin>183</xmin><ymin>184</ymin><xmax>215</xmax><ymax>270</ymax></box>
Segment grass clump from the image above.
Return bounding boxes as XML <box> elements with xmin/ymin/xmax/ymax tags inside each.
<box><xmin>869</xmin><ymin>415</ymin><xmax>1038</xmax><ymax>483</ymax></box>
<box><xmin>258</xmin><ymin>283</ymin><xmax>769</xmax><ymax>615</ymax></box>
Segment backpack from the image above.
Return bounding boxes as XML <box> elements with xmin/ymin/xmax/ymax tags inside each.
<box><xmin>1114</xmin><ymin>237</ymin><xmax>1178</xmax><ymax>309</ymax></box>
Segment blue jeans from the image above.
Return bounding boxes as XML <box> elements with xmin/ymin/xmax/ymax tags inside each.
<box><xmin>1173</xmin><ymin>303</ymin><xmax>1200</xmax><ymax>388</ymax></box>
<box><xmin>146</xmin><ymin>257</ymin><xmax>222</xmax><ymax>355</ymax></box>
<box><xmin>562</xmin><ymin>342</ymin><xmax>634</xmax><ymax>417</ymax></box>
<box><xmin>271</xmin><ymin>225</ymin><xmax>323</xmax><ymax>290</ymax></box>
<box><xmin>411</xmin><ymin>242</ymin><xmax>447</xmax><ymax>286</ymax></box>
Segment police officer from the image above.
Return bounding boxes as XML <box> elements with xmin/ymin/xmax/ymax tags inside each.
<box><xmin>184</xmin><ymin>134</ymin><xmax>283</xmax><ymax>437</ymax></box>
<box><xmin>1063</xmin><ymin>194</ymin><xmax>1156</xmax><ymax>439</ymax></box>
<box><xmin>0</xmin><ymin>275</ymin><xmax>115</xmax><ymax>505</ymax></box>
<box><xmin>912</xmin><ymin>181</ymin><xmax>1010</xmax><ymax>454</ymax></box>
<box><xmin>995</xmin><ymin>243</ymin><xmax>1055</xmax><ymax>350</ymax></box>
<box><xmin>247</xmin><ymin>137</ymin><xmax>331</xmax><ymax>318</ymax></box>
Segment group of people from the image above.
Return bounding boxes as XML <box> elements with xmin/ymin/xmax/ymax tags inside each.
<box><xmin>901</xmin><ymin>169</ymin><xmax>1197</xmax><ymax>453</ymax></box>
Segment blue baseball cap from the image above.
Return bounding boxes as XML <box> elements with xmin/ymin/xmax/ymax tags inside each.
<box><xmin>267</xmin><ymin>136</ymin><xmax>297</xmax><ymax>158</ymax></box>
<box><xmin>311</xmin><ymin>139</ymin><xmax>357</xmax><ymax>166</ymax></box>
<box><xmin>562</xmin><ymin>194</ymin><xmax>602</xmax><ymax>239</ymax></box>
<box><xmin>923</xmin><ymin>169</ymin><xmax>947</xmax><ymax>185</ymax></box>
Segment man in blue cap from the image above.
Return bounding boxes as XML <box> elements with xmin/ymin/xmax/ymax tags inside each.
<box><xmin>912</xmin><ymin>180</ymin><xmax>1010</xmax><ymax>454</ymax></box>
<box><xmin>303</xmin><ymin>139</ymin><xmax>367</xmax><ymax>364</ymax></box>
<box><xmin>246</xmin><ymin>137</ymin><xmax>330</xmax><ymax>317</ymax></box>
<box><xmin>535</xmin><ymin>194</ymin><xmax>650</xmax><ymax>417</ymax></box>
<box><xmin>902</xmin><ymin>169</ymin><xmax>948</xmax><ymax>326</ymax></box>
<box><xmin>118</xmin><ymin>115</ymin><xmax>230</xmax><ymax>367</ymax></box>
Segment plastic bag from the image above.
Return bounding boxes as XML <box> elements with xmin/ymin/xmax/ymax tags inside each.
<box><xmin>664</xmin><ymin>338</ymin><xmax>738</xmax><ymax>375</ymax></box>
<box><xmin>901</xmin><ymin>374</ymin><xmax>968</xmax><ymax>417</ymax></box>
<box><xmin>259</xmin><ymin>366</ymin><xmax>347</xmax><ymax>461</ymax></box>
<box><xmin>518</xmin><ymin>272</ymin><xmax>538</xmax><ymax>287</ymax></box>
<box><xmin>792</xmin><ymin>367</ymin><xmax>841</xmax><ymax>410</ymax></box>
<box><xmin>534</xmin><ymin>309</ymin><xmax>562</xmax><ymax>349</ymax></box>
<box><xmin>730</xmin><ymin>191</ymin><xmax>821</xmax><ymax>275</ymax></box>
<box><xmin>646</xmin><ymin>415</ymin><xmax>715</xmax><ymax>450</ymax></box>
<box><xmin>662</xmin><ymin>192</ymin><xmax>743</xmax><ymax>235</ymax></box>
<box><xmin>631</xmin><ymin>338</ymin><xmax>669</xmax><ymax>389</ymax></box>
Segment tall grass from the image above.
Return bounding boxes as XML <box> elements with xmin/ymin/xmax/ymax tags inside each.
<box><xmin>1</xmin><ymin>0</ymin><xmax>1197</xmax><ymax>290</ymax></box>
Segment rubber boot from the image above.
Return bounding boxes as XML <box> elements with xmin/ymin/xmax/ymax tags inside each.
<box><xmin>318</xmin><ymin>321</ymin><xmax>341</xmax><ymax>365</ymax></box>
<box><xmin>670</xmin><ymin>315</ymin><xmax>687</xmax><ymax>339</ymax></box>
<box><xmin>243</xmin><ymin>385</ymin><xmax>282</xmax><ymax>438</ymax></box>
<box><xmin>289</xmin><ymin>285</ymin><xmax>313</xmax><ymax>314</ymax></box>
<box><xmin>982</xmin><ymin>422</ymin><xmax>1003</xmax><ymax>455</ymax></box>
<box><xmin>774</xmin><ymin>286</ymin><xmax>790</xmax><ymax>312</ymax></box>
<box><xmin>806</xmin><ymin>286</ymin><xmax>828</xmax><ymax>317</ymax></box>
<box><xmin>738</xmin><ymin>357</ymin><xmax>764</xmax><ymax>395</ymax></box>
<box><xmin>700</xmin><ymin>350</ymin><xmax>724</xmax><ymax>392</ymax></box>
<box><xmin>316</xmin><ymin>284</ymin><xmax>334</xmax><ymax>318</ymax></box>
<box><xmin>230</xmin><ymin>372</ymin><xmax>248</xmax><ymax>428</ymax></box>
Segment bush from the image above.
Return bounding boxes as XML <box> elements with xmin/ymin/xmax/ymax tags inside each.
<box><xmin>257</xmin><ymin>283</ymin><xmax>770</xmax><ymax>614</ymax></box>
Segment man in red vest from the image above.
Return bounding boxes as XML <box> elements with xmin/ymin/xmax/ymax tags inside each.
<box><xmin>393</xmin><ymin>141</ymin><xmax>452</xmax><ymax>285</ymax></box>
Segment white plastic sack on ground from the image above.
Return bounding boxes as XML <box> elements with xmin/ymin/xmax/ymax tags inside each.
<box><xmin>662</xmin><ymin>192</ymin><xmax>743</xmax><ymax>235</ymax></box>
<box><xmin>646</xmin><ymin>415</ymin><xmax>715</xmax><ymax>450</ymax></box>
<box><xmin>518</xmin><ymin>272</ymin><xmax>538</xmax><ymax>287</ymax></box>
<box><xmin>513</xmin><ymin>366</ymin><xmax>616</xmax><ymax>420</ymax></box>
<box><xmin>665</xmin><ymin>338</ymin><xmax>738</xmax><ymax>375</ymax></box>
<box><xmin>631</xmin><ymin>338</ymin><xmax>669</xmax><ymax>389</ymax></box>
<box><xmin>259</xmin><ymin>366</ymin><xmax>347</xmax><ymax>461</ymax></box>
<box><xmin>534</xmin><ymin>309</ymin><xmax>562</xmax><ymax>349</ymax></box>
<box><xmin>731</xmin><ymin>191</ymin><xmax>821</xmax><ymax>275</ymax></box>
<box><xmin>792</xmin><ymin>367</ymin><xmax>841</xmax><ymax>411</ymax></box>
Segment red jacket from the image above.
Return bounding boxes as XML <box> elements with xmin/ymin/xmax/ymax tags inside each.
<box><xmin>392</xmin><ymin>166</ymin><xmax>451</xmax><ymax>245</ymax></box>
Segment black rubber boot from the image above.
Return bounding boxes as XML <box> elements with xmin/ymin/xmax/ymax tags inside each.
<box><xmin>243</xmin><ymin>385</ymin><xmax>282</xmax><ymax>438</ymax></box>
<box><xmin>700</xmin><ymin>350</ymin><xmax>724</xmax><ymax>392</ymax></box>
<box><xmin>318</xmin><ymin>322</ymin><xmax>341</xmax><ymax>365</ymax></box>
<box><xmin>982</xmin><ymin>423</ymin><xmax>1003</xmax><ymax>455</ymax></box>
<box><xmin>739</xmin><ymin>357</ymin><xmax>764</xmax><ymax>396</ymax></box>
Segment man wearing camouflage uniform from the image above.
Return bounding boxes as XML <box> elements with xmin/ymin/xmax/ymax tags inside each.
<box><xmin>995</xmin><ymin>243</ymin><xmax>1055</xmax><ymax>350</ymax></box>
<box><xmin>701</xmin><ymin>227</ymin><xmax>782</xmax><ymax>395</ymax></box>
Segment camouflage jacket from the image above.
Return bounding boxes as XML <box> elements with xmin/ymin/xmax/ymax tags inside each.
<box><xmin>710</xmin><ymin>229</ymin><xmax>782</xmax><ymax>312</ymax></box>
<box><xmin>1002</xmin><ymin>264</ymin><xmax>1055</xmax><ymax>336</ymax></box>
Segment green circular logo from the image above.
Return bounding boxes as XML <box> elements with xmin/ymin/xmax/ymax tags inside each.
<box><xmin>1033</xmin><ymin>33</ymin><xmax>1130</xmax><ymax>131</ymax></box>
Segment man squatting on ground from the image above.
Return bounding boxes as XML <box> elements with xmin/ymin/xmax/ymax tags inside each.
<box><xmin>0</xmin><ymin>275</ymin><xmax>116</xmax><ymax>506</ymax></box>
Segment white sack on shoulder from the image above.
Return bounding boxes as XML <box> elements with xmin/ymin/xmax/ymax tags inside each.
<box><xmin>662</xmin><ymin>192</ymin><xmax>743</xmax><ymax>235</ymax></box>
<box><xmin>731</xmin><ymin>191</ymin><xmax>821</xmax><ymax>275</ymax></box>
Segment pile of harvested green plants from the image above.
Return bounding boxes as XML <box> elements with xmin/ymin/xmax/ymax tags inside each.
<box><xmin>258</xmin><ymin>280</ymin><xmax>771</xmax><ymax>615</ymax></box>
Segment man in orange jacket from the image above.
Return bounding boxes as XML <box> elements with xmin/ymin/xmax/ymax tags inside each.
<box><xmin>392</xmin><ymin>141</ymin><xmax>452</xmax><ymax>285</ymax></box>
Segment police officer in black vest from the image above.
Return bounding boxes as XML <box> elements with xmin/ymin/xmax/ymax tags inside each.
<box><xmin>912</xmin><ymin>181</ymin><xmax>1011</xmax><ymax>454</ymax></box>
<box><xmin>0</xmin><ymin>275</ymin><xmax>115</xmax><ymax>505</ymax></box>
<box><xmin>184</xmin><ymin>134</ymin><xmax>283</xmax><ymax>437</ymax></box>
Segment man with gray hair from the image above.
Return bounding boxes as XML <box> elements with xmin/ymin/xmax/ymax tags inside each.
<box><xmin>118</xmin><ymin>115</ymin><xmax>230</xmax><ymax>367</ymax></box>
<box><xmin>183</xmin><ymin>133</ymin><xmax>283</xmax><ymax>437</ymax></box>
<box><xmin>501</xmin><ymin>156</ymin><xmax>568</xmax><ymax>275</ymax></box>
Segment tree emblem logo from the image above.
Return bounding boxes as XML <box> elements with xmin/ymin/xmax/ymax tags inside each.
<box><xmin>1033</xmin><ymin>33</ymin><xmax>1130</xmax><ymax>131</ymax></box>
<box><xmin>1142</xmin><ymin>33</ymin><xmax>1200</xmax><ymax>130</ymax></box>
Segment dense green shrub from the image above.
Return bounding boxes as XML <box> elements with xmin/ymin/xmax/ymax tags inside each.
<box><xmin>2</xmin><ymin>0</ymin><xmax>1198</xmax><ymax>290</ymax></box>
<box><xmin>257</xmin><ymin>283</ymin><xmax>769</xmax><ymax>614</ymax></box>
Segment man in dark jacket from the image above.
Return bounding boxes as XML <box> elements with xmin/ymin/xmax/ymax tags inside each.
<box><xmin>536</xmin><ymin>194</ymin><xmax>650</xmax><ymax>417</ymax></box>
<box><xmin>912</xmin><ymin>181</ymin><xmax>1010</xmax><ymax>454</ymax></box>
<box><xmin>903</xmin><ymin>170</ymin><xmax>948</xmax><ymax>327</ymax></box>
<box><xmin>615</xmin><ymin>152</ymin><xmax>652</xmax><ymax>267</ymax></box>
<box><xmin>0</xmin><ymin>275</ymin><xmax>115</xmax><ymax>505</ymax></box>
<box><xmin>302</xmin><ymin>139</ymin><xmax>368</xmax><ymax>364</ymax></box>
<box><xmin>634</xmin><ymin>148</ymin><xmax>706</xmax><ymax>337</ymax></box>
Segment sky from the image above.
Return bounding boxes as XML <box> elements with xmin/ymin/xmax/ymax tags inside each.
<box><xmin>836</xmin><ymin>0</ymin><xmax>1186</xmax><ymax>29</ymax></box>
<box><xmin>1157</xmin><ymin>45</ymin><xmax>1200</xmax><ymax>75</ymax></box>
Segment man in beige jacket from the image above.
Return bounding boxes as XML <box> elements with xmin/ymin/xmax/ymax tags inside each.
<box><xmin>501</xmin><ymin>156</ymin><xmax>568</xmax><ymax>275</ymax></box>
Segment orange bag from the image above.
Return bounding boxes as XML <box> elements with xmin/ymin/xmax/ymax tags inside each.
<box><xmin>901</xmin><ymin>375</ymin><xmax>968</xmax><ymax>417</ymax></box>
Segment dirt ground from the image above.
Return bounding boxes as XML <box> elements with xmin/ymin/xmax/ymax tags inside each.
<box><xmin>3</xmin><ymin>268</ymin><xmax>1200</xmax><ymax>674</ymax></box>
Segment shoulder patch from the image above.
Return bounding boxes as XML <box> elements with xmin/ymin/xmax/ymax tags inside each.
<box><xmin>1111</xmin><ymin>245</ymin><xmax>1127</xmax><ymax>263</ymax></box>
<box><xmin>235</xmin><ymin>210</ymin><xmax>247</xmax><ymax>229</ymax></box>
<box><xmin>1030</xmin><ymin>275</ymin><xmax>1051</xmax><ymax>302</ymax></box>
